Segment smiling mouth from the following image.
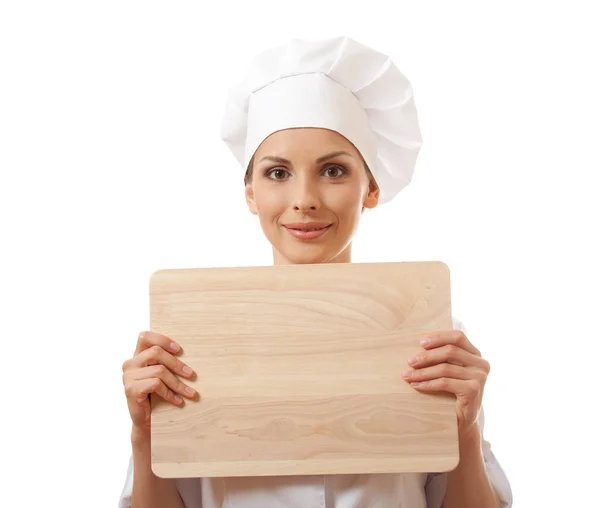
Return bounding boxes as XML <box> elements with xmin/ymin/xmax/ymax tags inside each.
<box><xmin>287</xmin><ymin>226</ymin><xmax>330</xmax><ymax>232</ymax></box>
<box><xmin>283</xmin><ymin>223</ymin><xmax>332</xmax><ymax>240</ymax></box>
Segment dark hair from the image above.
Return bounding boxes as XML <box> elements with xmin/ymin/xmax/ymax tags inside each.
<box><xmin>244</xmin><ymin>155</ymin><xmax>379</xmax><ymax>193</ymax></box>
<box><xmin>243</xmin><ymin>156</ymin><xmax>255</xmax><ymax>186</ymax></box>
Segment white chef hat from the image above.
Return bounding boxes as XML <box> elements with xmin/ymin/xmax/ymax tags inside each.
<box><xmin>220</xmin><ymin>36</ymin><xmax>422</xmax><ymax>204</ymax></box>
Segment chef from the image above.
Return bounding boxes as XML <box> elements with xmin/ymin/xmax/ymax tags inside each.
<box><xmin>119</xmin><ymin>36</ymin><xmax>513</xmax><ymax>508</ymax></box>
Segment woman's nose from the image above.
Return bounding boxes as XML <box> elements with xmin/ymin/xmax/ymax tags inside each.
<box><xmin>292</xmin><ymin>180</ymin><xmax>320</xmax><ymax>212</ymax></box>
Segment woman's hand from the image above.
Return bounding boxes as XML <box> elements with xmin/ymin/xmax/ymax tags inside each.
<box><xmin>122</xmin><ymin>331</ymin><xmax>197</xmax><ymax>436</ymax></box>
<box><xmin>402</xmin><ymin>330</ymin><xmax>490</xmax><ymax>433</ymax></box>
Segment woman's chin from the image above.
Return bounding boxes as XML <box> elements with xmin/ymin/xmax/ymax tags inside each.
<box><xmin>273</xmin><ymin>243</ymin><xmax>350</xmax><ymax>265</ymax></box>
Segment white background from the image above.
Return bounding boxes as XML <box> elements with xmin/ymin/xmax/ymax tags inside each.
<box><xmin>1</xmin><ymin>1</ymin><xmax>598</xmax><ymax>506</ymax></box>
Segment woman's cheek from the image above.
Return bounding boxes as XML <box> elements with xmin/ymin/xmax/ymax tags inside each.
<box><xmin>328</xmin><ymin>187</ymin><xmax>363</xmax><ymax>215</ymax></box>
<box><xmin>254</xmin><ymin>189</ymin><xmax>277</xmax><ymax>214</ymax></box>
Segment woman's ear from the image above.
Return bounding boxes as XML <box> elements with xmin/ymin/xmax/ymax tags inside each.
<box><xmin>245</xmin><ymin>184</ymin><xmax>258</xmax><ymax>215</ymax></box>
<box><xmin>362</xmin><ymin>180</ymin><xmax>380</xmax><ymax>210</ymax></box>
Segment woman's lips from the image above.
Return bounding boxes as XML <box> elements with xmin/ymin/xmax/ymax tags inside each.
<box><xmin>283</xmin><ymin>222</ymin><xmax>332</xmax><ymax>240</ymax></box>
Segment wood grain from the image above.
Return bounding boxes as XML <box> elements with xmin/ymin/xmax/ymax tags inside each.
<box><xmin>149</xmin><ymin>261</ymin><xmax>458</xmax><ymax>478</ymax></box>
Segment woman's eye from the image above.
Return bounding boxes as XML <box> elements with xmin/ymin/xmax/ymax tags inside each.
<box><xmin>324</xmin><ymin>166</ymin><xmax>346</xmax><ymax>178</ymax></box>
<box><xmin>267</xmin><ymin>168</ymin><xmax>289</xmax><ymax>180</ymax></box>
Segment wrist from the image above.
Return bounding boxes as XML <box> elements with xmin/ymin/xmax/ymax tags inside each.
<box><xmin>131</xmin><ymin>425</ymin><xmax>151</xmax><ymax>449</ymax></box>
<box><xmin>458</xmin><ymin>423</ymin><xmax>483</xmax><ymax>456</ymax></box>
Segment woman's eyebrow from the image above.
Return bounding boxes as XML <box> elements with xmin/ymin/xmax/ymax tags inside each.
<box><xmin>259</xmin><ymin>151</ymin><xmax>353</xmax><ymax>164</ymax></box>
<box><xmin>315</xmin><ymin>151</ymin><xmax>353</xmax><ymax>163</ymax></box>
<box><xmin>259</xmin><ymin>155</ymin><xmax>290</xmax><ymax>164</ymax></box>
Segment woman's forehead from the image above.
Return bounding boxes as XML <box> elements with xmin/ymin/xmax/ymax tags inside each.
<box><xmin>255</xmin><ymin>128</ymin><xmax>361</xmax><ymax>160</ymax></box>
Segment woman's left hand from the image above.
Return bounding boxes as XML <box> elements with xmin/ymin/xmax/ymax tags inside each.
<box><xmin>402</xmin><ymin>330</ymin><xmax>490</xmax><ymax>433</ymax></box>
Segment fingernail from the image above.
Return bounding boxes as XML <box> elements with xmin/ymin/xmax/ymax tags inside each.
<box><xmin>411</xmin><ymin>382</ymin><xmax>422</xmax><ymax>387</ymax></box>
<box><xmin>408</xmin><ymin>356</ymin><xmax>418</xmax><ymax>366</ymax></box>
<box><xmin>170</xmin><ymin>342</ymin><xmax>181</xmax><ymax>352</ymax></box>
<box><xmin>403</xmin><ymin>371</ymin><xmax>413</xmax><ymax>378</ymax></box>
<box><xmin>173</xmin><ymin>395</ymin><xmax>183</xmax><ymax>404</ymax></box>
<box><xmin>185</xmin><ymin>386</ymin><xmax>195</xmax><ymax>396</ymax></box>
<box><xmin>420</xmin><ymin>337</ymin><xmax>432</xmax><ymax>346</ymax></box>
<box><xmin>182</xmin><ymin>365</ymin><xmax>193</xmax><ymax>376</ymax></box>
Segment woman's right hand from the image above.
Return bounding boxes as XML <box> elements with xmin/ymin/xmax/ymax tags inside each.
<box><xmin>122</xmin><ymin>331</ymin><xmax>197</xmax><ymax>436</ymax></box>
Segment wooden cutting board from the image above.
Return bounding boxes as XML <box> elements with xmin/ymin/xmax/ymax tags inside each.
<box><xmin>149</xmin><ymin>261</ymin><xmax>458</xmax><ymax>478</ymax></box>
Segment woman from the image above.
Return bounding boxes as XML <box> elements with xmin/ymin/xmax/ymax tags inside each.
<box><xmin>119</xmin><ymin>36</ymin><xmax>512</xmax><ymax>507</ymax></box>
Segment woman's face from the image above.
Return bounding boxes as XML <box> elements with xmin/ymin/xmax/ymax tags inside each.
<box><xmin>245</xmin><ymin>128</ymin><xmax>380</xmax><ymax>265</ymax></box>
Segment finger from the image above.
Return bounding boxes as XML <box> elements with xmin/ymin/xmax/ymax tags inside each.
<box><xmin>124</xmin><ymin>344</ymin><xmax>195</xmax><ymax>379</ymax></box>
<box><xmin>409</xmin><ymin>377</ymin><xmax>481</xmax><ymax>398</ymax></box>
<box><xmin>408</xmin><ymin>344</ymin><xmax>490</xmax><ymax>370</ymax></box>
<box><xmin>420</xmin><ymin>330</ymin><xmax>481</xmax><ymax>356</ymax></box>
<box><xmin>134</xmin><ymin>330</ymin><xmax>181</xmax><ymax>357</ymax></box>
<box><xmin>127</xmin><ymin>377</ymin><xmax>184</xmax><ymax>406</ymax></box>
<box><xmin>128</xmin><ymin>364</ymin><xmax>197</xmax><ymax>399</ymax></box>
<box><xmin>402</xmin><ymin>363</ymin><xmax>482</xmax><ymax>383</ymax></box>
